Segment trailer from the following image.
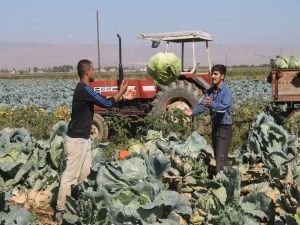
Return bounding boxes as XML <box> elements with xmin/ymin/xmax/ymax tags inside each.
<box><xmin>268</xmin><ymin>60</ymin><xmax>300</xmax><ymax>127</ymax></box>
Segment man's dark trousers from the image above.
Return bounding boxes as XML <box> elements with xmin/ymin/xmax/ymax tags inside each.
<box><xmin>212</xmin><ymin>125</ymin><xmax>232</xmax><ymax>174</ymax></box>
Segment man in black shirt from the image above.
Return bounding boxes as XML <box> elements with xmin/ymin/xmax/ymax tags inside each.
<box><xmin>55</xmin><ymin>59</ymin><xmax>135</xmax><ymax>221</ymax></box>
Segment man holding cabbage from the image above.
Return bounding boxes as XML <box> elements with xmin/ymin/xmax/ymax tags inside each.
<box><xmin>184</xmin><ymin>64</ymin><xmax>233</xmax><ymax>175</ymax></box>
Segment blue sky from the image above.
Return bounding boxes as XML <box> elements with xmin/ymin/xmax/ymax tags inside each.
<box><xmin>1</xmin><ymin>0</ymin><xmax>300</xmax><ymax>47</ymax></box>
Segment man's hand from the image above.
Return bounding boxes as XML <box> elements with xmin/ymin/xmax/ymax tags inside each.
<box><xmin>123</xmin><ymin>89</ymin><xmax>136</xmax><ymax>100</ymax></box>
<box><xmin>119</xmin><ymin>80</ymin><xmax>128</xmax><ymax>95</ymax></box>
<box><xmin>113</xmin><ymin>80</ymin><xmax>129</xmax><ymax>102</ymax></box>
<box><xmin>184</xmin><ymin>108</ymin><xmax>192</xmax><ymax>117</ymax></box>
<box><xmin>204</xmin><ymin>96</ymin><xmax>212</xmax><ymax>108</ymax></box>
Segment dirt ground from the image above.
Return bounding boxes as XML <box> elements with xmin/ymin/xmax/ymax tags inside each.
<box><xmin>10</xmin><ymin>188</ymin><xmax>58</xmax><ymax>225</ymax></box>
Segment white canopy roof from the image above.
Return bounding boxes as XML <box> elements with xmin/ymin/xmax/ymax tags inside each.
<box><xmin>138</xmin><ymin>30</ymin><xmax>213</xmax><ymax>42</ymax></box>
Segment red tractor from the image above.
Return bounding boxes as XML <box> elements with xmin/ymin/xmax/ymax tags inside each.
<box><xmin>90</xmin><ymin>31</ymin><xmax>213</xmax><ymax>140</ymax></box>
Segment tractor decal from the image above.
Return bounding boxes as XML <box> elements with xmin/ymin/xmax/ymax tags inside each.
<box><xmin>94</xmin><ymin>86</ymin><xmax>118</xmax><ymax>94</ymax></box>
<box><xmin>142</xmin><ymin>86</ymin><xmax>156</xmax><ymax>91</ymax></box>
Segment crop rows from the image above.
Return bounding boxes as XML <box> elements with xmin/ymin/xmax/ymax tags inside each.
<box><xmin>0</xmin><ymin>113</ymin><xmax>299</xmax><ymax>224</ymax></box>
<box><xmin>0</xmin><ymin>79</ymin><xmax>271</xmax><ymax>110</ymax></box>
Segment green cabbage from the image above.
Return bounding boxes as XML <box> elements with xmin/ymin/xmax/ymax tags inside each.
<box><xmin>288</xmin><ymin>56</ymin><xmax>300</xmax><ymax>69</ymax></box>
<box><xmin>127</xmin><ymin>140</ymin><xmax>146</xmax><ymax>155</ymax></box>
<box><xmin>274</xmin><ymin>57</ymin><xmax>288</xmax><ymax>69</ymax></box>
<box><xmin>274</xmin><ymin>55</ymin><xmax>300</xmax><ymax>69</ymax></box>
<box><xmin>281</xmin><ymin>56</ymin><xmax>290</xmax><ymax>65</ymax></box>
<box><xmin>147</xmin><ymin>52</ymin><xmax>181</xmax><ymax>85</ymax></box>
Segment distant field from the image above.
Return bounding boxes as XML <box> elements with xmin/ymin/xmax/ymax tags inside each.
<box><xmin>0</xmin><ymin>66</ymin><xmax>270</xmax><ymax>80</ymax></box>
<box><xmin>226</xmin><ymin>66</ymin><xmax>270</xmax><ymax>80</ymax></box>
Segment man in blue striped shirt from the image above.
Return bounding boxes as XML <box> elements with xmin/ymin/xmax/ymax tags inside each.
<box><xmin>184</xmin><ymin>64</ymin><xmax>233</xmax><ymax>175</ymax></box>
<box><xmin>55</xmin><ymin>59</ymin><xmax>135</xmax><ymax>221</ymax></box>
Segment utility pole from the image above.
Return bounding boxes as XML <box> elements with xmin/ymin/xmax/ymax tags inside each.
<box><xmin>96</xmin><ymin>10</ymin><xmax>101</xmax><ymax>72</ymax></box>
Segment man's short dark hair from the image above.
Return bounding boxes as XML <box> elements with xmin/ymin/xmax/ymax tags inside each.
<box><xmin>211</xmin><ymin>64</ymin><xmax>226</xmax><ymax>76</ymax></box>
<box><xmin>77</xmin><ymin>59</ymin><xmax>92</xmax><ymax>79</ymax></box>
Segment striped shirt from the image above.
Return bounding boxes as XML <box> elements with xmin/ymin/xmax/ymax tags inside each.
<box><xmin>192</xmin><ymin>82</ymin><xmax>233</xmax><ymax>126</ymax></box>
<box><xmin>67</xmin><ymin>82</ymin><xmax>115</xmax><ymax>139</ymax></box>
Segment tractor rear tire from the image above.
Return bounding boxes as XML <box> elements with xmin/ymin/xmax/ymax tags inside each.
<box><xmin>151</xmin><ymin>80</ymin><xmax>203</xmax><ymax>114</ymax></box>
<box><xmin>91</xmin><ymin>114</ymin><xmax>108</xmax><ymax>141</ymax></box>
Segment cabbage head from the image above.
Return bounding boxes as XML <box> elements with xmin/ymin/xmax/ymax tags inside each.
<box><xmin>274</xmin><ymin>55</ymin><xmax>300</xmax><ymax>69</ymax></box>
<box><xmin>274</xmin><ymin>56</ymin><xmax>288</xmax><ymax>69</ymax></box>
<box><xmin>147</xmin><ymin>52</ymin><xmax>181</xmax><ymax>85</ymax></box>
<box><xmin>288</xmin><ymin>56</ymin><xmax>300</xmax><ymax>69</ymax></box>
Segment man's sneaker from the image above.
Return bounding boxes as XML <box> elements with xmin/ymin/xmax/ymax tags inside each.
<box><xmin>53</xmin><ymin>210</ymin><xmax>64</xmax><ymax>222</ymax></box>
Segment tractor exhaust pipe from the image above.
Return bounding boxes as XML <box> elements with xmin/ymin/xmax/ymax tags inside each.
<box><xmin>117</xmin><ymin>34</ymin><xmax>124</xmax><ymax>88</ymax></box>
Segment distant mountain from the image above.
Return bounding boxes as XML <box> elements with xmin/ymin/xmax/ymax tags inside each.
<box><xmin>0</xmin><ymin>41</ymin><xmax>299</xmax><ymax>70</ymax></box>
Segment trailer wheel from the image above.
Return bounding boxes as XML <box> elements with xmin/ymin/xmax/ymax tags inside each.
<box><xmin>91</xmin><ymin>114</ymin><xmax>108</xmax><ymax>141</ymax></box>
<box><xmin>151</xmin><ymin>80</ymin><xmax>203</xmax><ymax>114</ymax></box>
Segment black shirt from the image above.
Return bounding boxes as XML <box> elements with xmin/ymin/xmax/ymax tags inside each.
<box><xmin>66</xmin><ymin>82</ymin><xmax>115</xmax><ymax>139</ymax></box>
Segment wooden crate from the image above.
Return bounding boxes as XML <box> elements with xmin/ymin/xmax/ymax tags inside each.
<box><xmin>271</xmin><ymin>69</ymin><xmax>300</xmax><ymax>102</ymax></box>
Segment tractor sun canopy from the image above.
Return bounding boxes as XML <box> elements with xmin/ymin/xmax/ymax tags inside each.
<box><xmin>138</xmin><ymin>30</ymin><xmax>213</xmax><ymax>43</ymax></box>
<box><xmin>139</xmin><ymin>30</ymin><xmax>213</xmax><ymax>75</ymax></box>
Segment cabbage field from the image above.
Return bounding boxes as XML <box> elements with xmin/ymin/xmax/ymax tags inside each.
<box><xmin>0</xmin><ymin>77</ymin><xmax>299</xmax><ymax>225</ymax></box>
<box><xmin>0</xmin><ymin>79</ymin><xmax>271</xmax><ymax>110</ymax></box>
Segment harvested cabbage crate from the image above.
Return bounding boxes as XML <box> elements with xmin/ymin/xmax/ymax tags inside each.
<box><xmin>269</xmin><ymin>58</ymin><xmax>300</xmax><ymax>125</ymax></box>
<box><xmin>270</xmin><ymin>66</ymin><xmax>300</xmax><ymax>102</ymax></box>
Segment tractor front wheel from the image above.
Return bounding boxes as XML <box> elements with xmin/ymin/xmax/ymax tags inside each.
<box><xmin>91</xmin><ymin>114</ymin><xmax>108</xmax><ymax>141</ymax></box>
